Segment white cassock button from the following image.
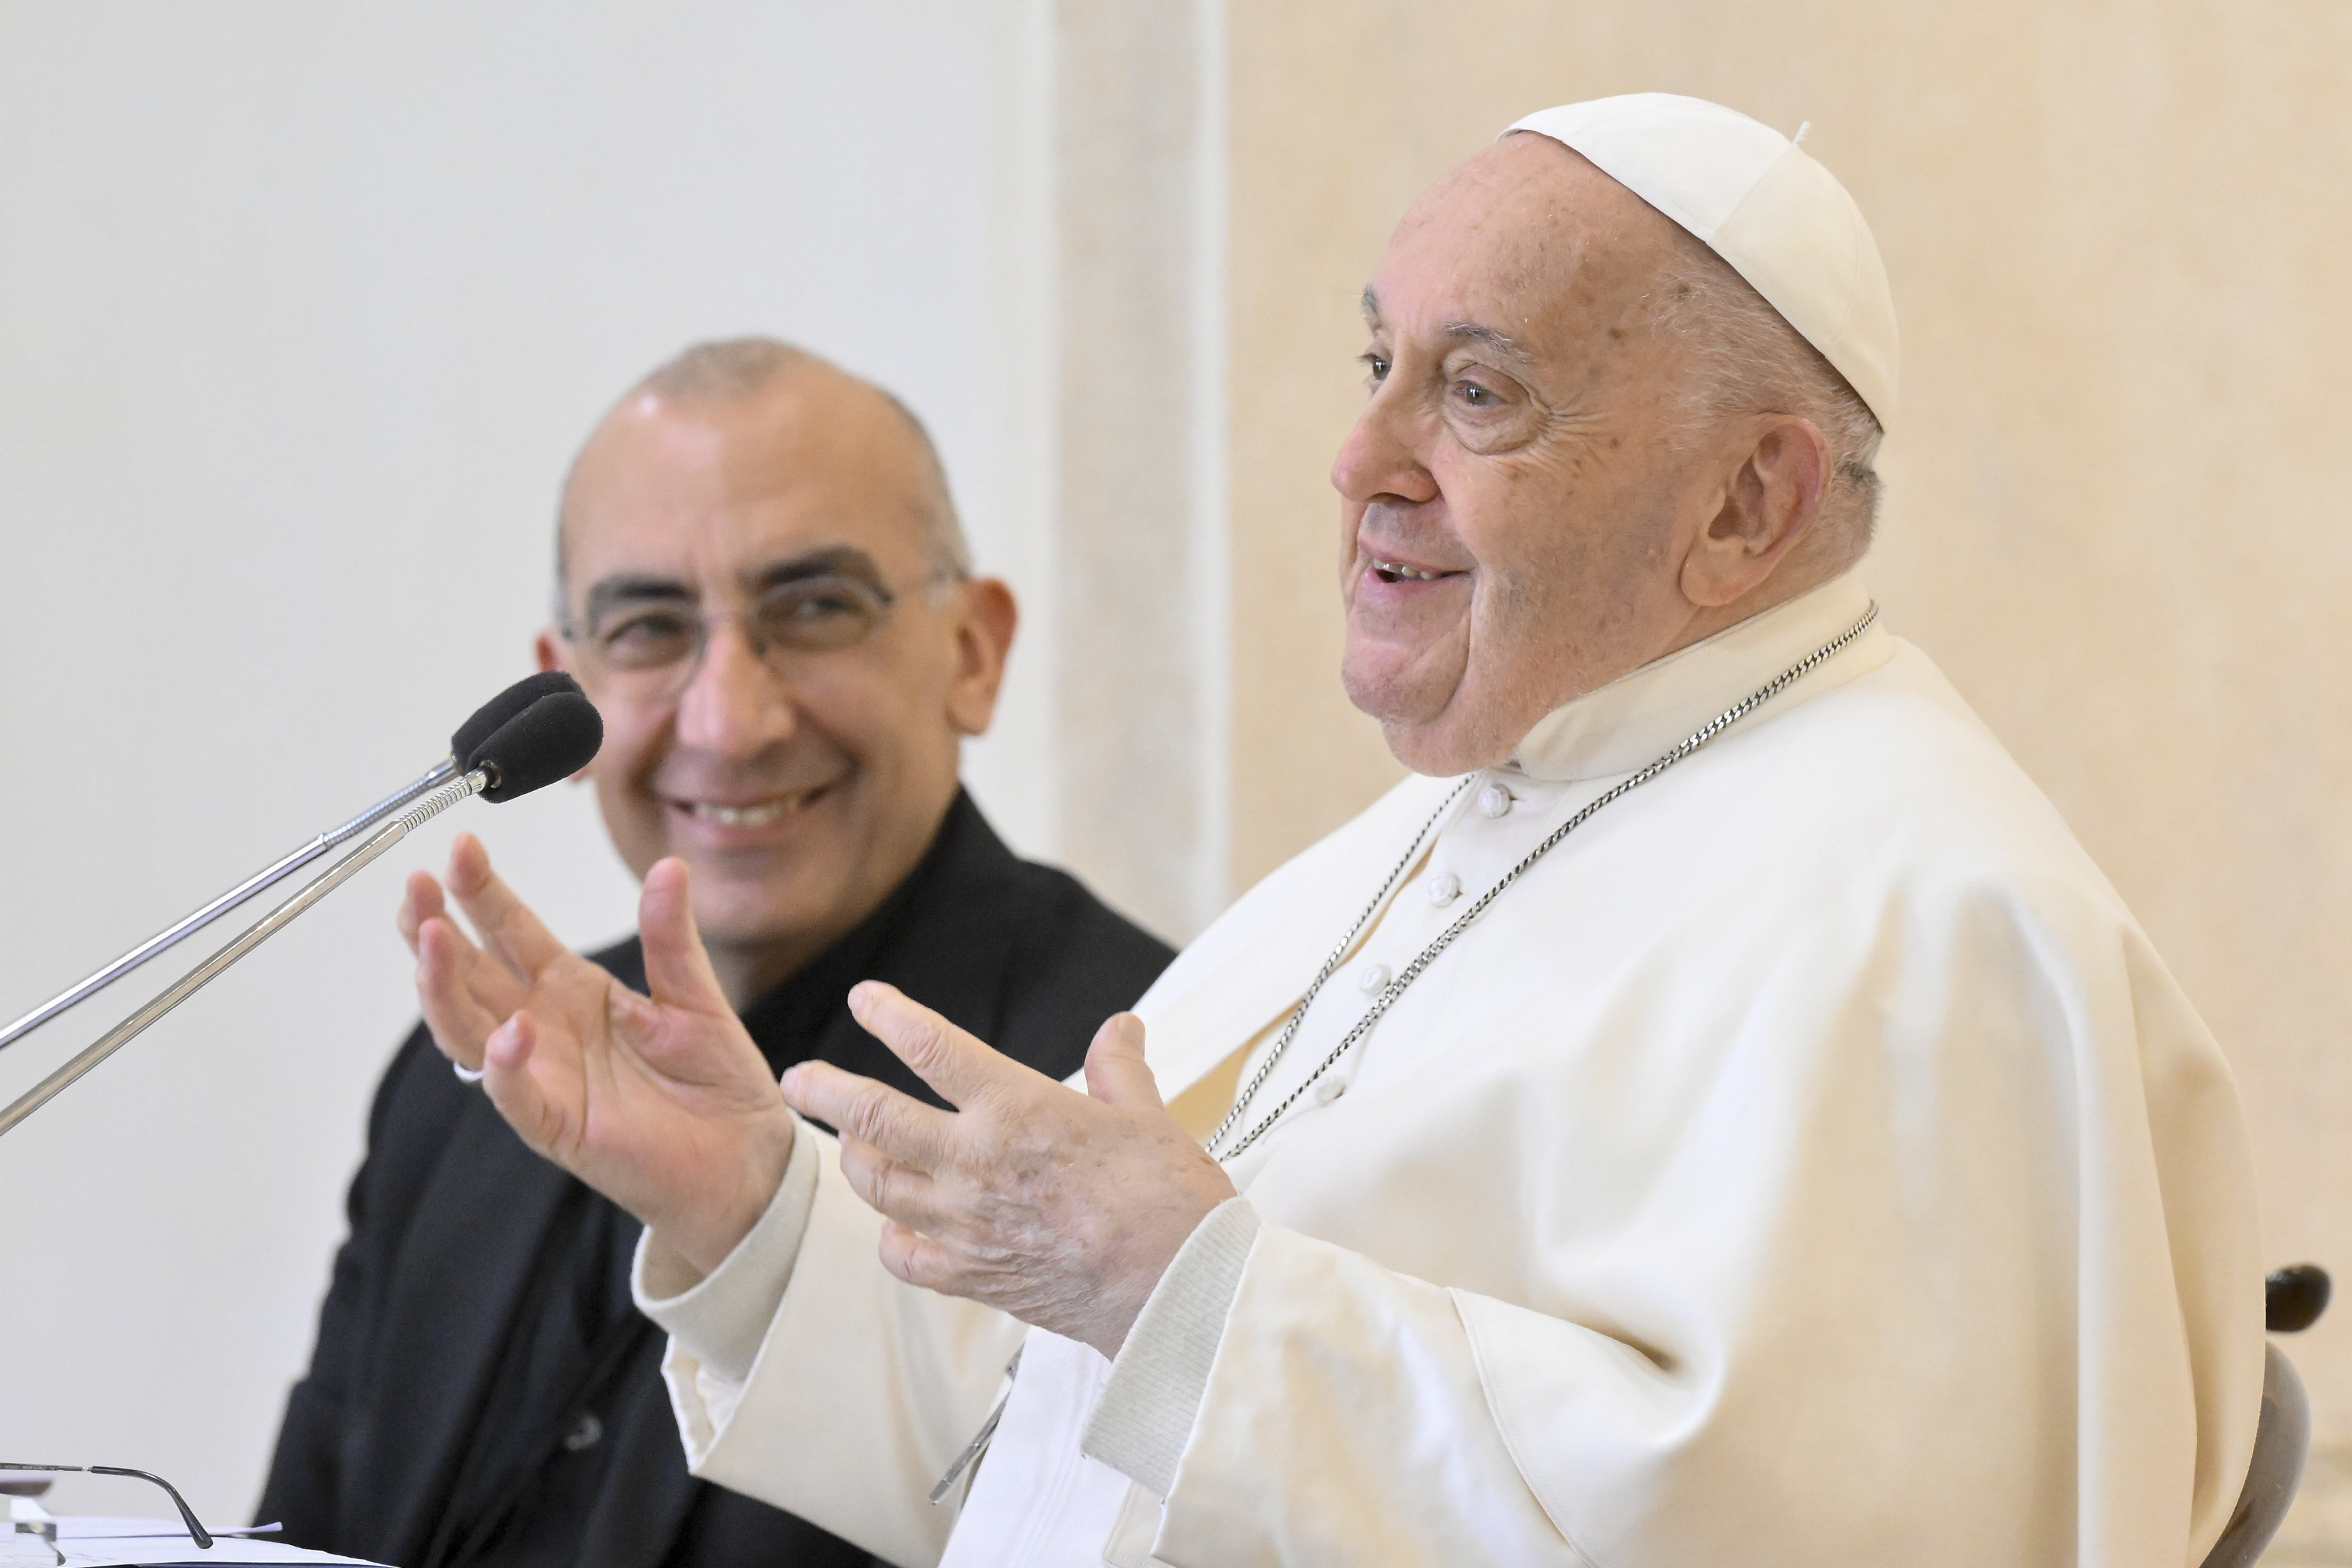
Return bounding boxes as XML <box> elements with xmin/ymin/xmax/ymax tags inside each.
<box><xmin>1479</xmin><ymin>783</ymin><xmax>1514</xmax><ymax>818</ymax></box>
<box><xmin>1313</xmin><ymin>1076</ymin><xmax>1347</xmax><ymax>1104</ymax></box>
<box><xmin>1427</xmin><ymin>871</ymin><xmax>1463</xmax><ymax>906</ymax></box>
<box><xmin>1357</xmin><ymin>962</ymin><xmax>1392</xmax><ymax>995</ymax></box>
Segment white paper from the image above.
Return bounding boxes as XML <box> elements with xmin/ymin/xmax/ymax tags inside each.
<box><xmin>49</xmin><ymin>1519</ymin><xmax>381</xmax><ymax>1568</ymax></box>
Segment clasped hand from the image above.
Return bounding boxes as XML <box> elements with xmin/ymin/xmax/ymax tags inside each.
<box><xmin>403</xmin><ymin>835</ymin><xmax>1234</xmax><ymax>1357</ymax></box>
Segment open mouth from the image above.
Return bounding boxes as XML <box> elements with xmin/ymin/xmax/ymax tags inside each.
<box><xmin>672</xmin><ymin>783</ymin><xmax>834</xmax><ymax>828</ymax></box>
<box><xmin>1368</xmin><ymin>556</ymin><xmax>1463</xmax><ymax>584</ymax></box>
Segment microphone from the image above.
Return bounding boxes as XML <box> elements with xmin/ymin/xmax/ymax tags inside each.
<box><xmin>0</xmin><ymin>682</ymin><xmax>604</xmax><ymax>1138</ymax></box>
<box><xmin>0</xmin><ymin>672</ymin><xmax>591</xmax><ymax>1060</ymax></box>
<box><xmin>473</xmin><ymin>688</ymin><xmax>603</xmax><ymax>802</ymax></box>
<box><xmin>452</xmin><ymin>669</ymin><xmax>584</xmax><ymax>773</ymax></box>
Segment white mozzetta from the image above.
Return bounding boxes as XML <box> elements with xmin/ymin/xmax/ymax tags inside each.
<box><xmin>649</xmin><ymin>571</ymin><xmax>2261</xmax><ymax>1568</ymax></box>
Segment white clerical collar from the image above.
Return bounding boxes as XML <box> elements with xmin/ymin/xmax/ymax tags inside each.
<box><xmin>1506</xmin><ymin>571</ymin><xmax>1881</xmax><ymax>783</ymax></box>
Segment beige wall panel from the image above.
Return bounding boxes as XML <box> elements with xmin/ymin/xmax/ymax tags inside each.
<box><xmin>1225</xmin><ymin>0</ymin><xmax>2352</xmax><ymax>1483</ymax></box>
<box><xmin>1055</xmin><ymin>0</ymin><xmax>1214</xmax><ymax>942</ymax></box>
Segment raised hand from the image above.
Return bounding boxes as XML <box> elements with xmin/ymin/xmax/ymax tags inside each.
<box><xmin>410</xmin><ymin>833</ymin><xmax>796</xmax><ymax>1275</ymax></box>
<box><xmin>399</xmin><ymin>856</ymin><xmax>524</xmax><ymax>1070</ymax></box>
<box><xmin>780</xmin><ymin>984</ymin><xmax>1237</xmax><ymax>1358</ymax></box>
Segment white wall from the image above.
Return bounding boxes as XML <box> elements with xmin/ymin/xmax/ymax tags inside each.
<box><xmin>0</xmin><ymin>2</ymin><xmax>1055</xmax><ymax>1522</ymax></box>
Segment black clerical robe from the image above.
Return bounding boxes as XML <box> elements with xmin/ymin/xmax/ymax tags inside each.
<box><xmin>258</xmin><ymin>792</ymin><xmax>1174</xmax><ymax>1568</ymax></box>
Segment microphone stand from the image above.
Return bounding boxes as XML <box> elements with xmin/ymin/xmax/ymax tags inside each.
<box><xmin>0</xmin><ymin>674</ymin><xmax>600</xmax><ymax>1137</ymax></box>
<box><xmin>0</xmin><ymin>768</ymin><xmax>489</xmax><ymax>1139</ymax></box>
<box><xmin>0</xmin><ymin>759</ymin><xmax>459</xmax><ymax>1059</ymax></box>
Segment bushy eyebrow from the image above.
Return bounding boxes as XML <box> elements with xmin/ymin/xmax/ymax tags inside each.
<box><xmin>1358</xmin><ymin>288</ymin><xmax>1535</xmax><ymax>366</ymax></box>
<box><xmin>1439</xmin><ymin>321</ymin><xmax>1535</xmax><ymax>365</ymax></box>
<box><xmin>582</xmin><ymin>573</ymin><xmax>693</xmax><ymax>625</ymax></box>
<box><xmin>580</xmin><ymin>546</ymin><xmax>888</xmax><ymax>625</ymax></box>
<box><xmin>754</xmin><ymin>546</ymin><xmax>885</xmax><ymax>593</ymax></box>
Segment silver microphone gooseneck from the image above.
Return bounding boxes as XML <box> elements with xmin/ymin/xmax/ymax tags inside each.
<box><xmin>0</xmin><ymin>667</ymin><xmax>587</xmax><ymax>1060</ymax></box>
<box><xmin>0</xmin><ymin>759</ymin><xmax>460</xmax><ymax>1060</ymax></box>
<box><xmin>0</xmin><ymin>677</ymin><xmax>604</xmax><ymax>1139</ymax></box>
<box><xmin>0</xmin><ymin>769</ymin><xmax>489</xmax><ymax>1139</ymax></box>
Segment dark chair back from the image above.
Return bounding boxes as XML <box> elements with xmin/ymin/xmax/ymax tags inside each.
<box><xmin>2197</xmin><ymin>1346</ymin><xmax>2309</xmax><ymax>1568</ymax></box>
<box><xmin>2197</xmin><ymin>1263</ymin><xmax>2331</xmax><ymax>1568</ymax></box>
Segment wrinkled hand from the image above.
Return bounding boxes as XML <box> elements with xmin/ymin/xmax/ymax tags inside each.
<box><xmin>408</xmin><ymin>833</ymin><xmax>795</xmax><ymax>1275</ymax></box>
<box><xmin>781</xmin><ymin>984</ymin><xmax>1237</xmax><ymax>1358</ymax></box>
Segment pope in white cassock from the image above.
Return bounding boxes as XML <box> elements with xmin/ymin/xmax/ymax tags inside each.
<box><xmin>407</xmin><ymin>95</ymin><xmax>2263</xmax><ymax>1566</ymax></box>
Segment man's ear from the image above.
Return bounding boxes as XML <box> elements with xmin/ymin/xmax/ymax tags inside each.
<box><xmin>532</xmin><ymin>629</ymin><xmax>595</xmax><ymax>782</ymax></box>
<box><xmin>1679</xmin><ymin>414</ymin><xmax>1830</xmax><ymax>609</ymax></box>
<box><xmin>946</xmin><ymin>578</ymin><xmax>1019</xmax><ymax>737</ymax></box>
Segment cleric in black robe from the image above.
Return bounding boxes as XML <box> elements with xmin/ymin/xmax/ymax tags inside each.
<box><xmin>257</xmin><ymin>338</ymin><xmax>1176</xmax><ymax>1568</ymax></box>
<box><xmin>259</xmin><ymin>791</ymin><xmax>1169</xmax><ymax>1568</ymax></box>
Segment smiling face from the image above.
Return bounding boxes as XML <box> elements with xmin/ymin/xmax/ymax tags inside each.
<box><xmin>543</xmin><ymin>366</ymin><xmax>1014</xmax><ymax>1002</ymax></box>
<box><xmin>1335</xmin><ymin>134</ymin><xmax>1787</xmax><ymax>774</ymax></box>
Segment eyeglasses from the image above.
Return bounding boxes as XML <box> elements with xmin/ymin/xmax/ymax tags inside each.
<box><xmin>561</xmin><ymin>568</ymin><xmax>960</xmax><ymax>704</ymax></box>
<box><xmin>0</xmin><ymin>1464</ymin><xmax>215</xmax><ymax>1549</ymax></box>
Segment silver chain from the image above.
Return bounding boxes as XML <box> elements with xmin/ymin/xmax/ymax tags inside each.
<box><xmin>1206</xmin><ymin>603</ymin><xmax>1880</xmax><ymax>1161</ymax></box>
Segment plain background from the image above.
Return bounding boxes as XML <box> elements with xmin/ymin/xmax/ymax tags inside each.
<box><xmin>0</xmin><ymin>2</ymin><xmax>1059</xmax><ymax>1520</ymax></box>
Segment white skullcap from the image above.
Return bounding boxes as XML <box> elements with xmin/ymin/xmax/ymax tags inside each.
<box><xmin>1507</xmin><ymin>93</ymin><xmax>1899</xmax><ymax>428</ymax></box>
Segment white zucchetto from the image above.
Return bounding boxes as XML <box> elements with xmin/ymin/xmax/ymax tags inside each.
<box><xmin>1508</xmin><ymin>93</ymin><xmax>1900</xmax><ymax>428</ymax></box>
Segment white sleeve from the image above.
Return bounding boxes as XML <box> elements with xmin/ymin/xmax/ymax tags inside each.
<box><xmin>650</xmin><ymin>1122</ymin><xmax>1028</xmax><ymax>1568</ymax></box>
<box><xmin>1082</xmin><ymin>1196</ymin><xmax>1262</xmax><ymax>1493</ymax></box>
<box><xmin>633</xmin><ymin>1111</ymin><xmax>822</xmax><ymax>1384</ymax></box>
<box><xmin>1149</xmin><ymin>1225</ymin><xmax>1594</xmax><ymax>1567</ymax></box>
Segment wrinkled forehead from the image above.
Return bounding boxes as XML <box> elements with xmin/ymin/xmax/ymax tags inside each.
<box><xmin>559</xmin><ymin>383</ymin><xmax>939</xmax><ymax>601</ymax></box>
<box><xmin>1366</xmin><ymin>135</ymin><xmax>1685</xmax><ymax>353</ymax></box>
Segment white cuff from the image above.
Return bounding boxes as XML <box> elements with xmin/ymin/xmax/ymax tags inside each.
<box><xmin>1081</xmin><ymin>1196</ymin><xmax>1261</xmax><ymax>1496</ymax></box>
<box><xmin>632</xmin><ymin>1116</ymin><xmax>821</xmax><ymax>1385</ymax></box>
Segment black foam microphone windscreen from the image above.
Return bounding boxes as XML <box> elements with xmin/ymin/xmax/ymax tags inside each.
<box><xmin>473</xmin><ymin>691</ymin><xmax>605</xmax><ymax>803</ymax></box>
<box><xmin>451</xmin><ymin>671</ymin><xmax>585</xmax><ymax>770</ymax></box>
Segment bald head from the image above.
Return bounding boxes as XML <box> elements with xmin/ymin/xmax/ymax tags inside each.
<box><xmin>537</xmin><ymin>336</ymin><xmax>1021</xmax><ymax>1004</ymax></box>
<box><xmin>556</xmin><ymin>339</ymin><xmax>969</xmax><ymax>606</ymax></box>
<box><xmin>1332</xmin><ymin>131</ymin><xmax>1881</xmax><ymax>773</ymax></box>
<box><xmin>639</xmin><ymin>337</ymin><xmax>817</xmax><ymax>404</ymax></box>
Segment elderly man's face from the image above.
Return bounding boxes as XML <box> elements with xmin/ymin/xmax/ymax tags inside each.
<box><xmin>542</xmin><ymin>373</ymin><xmax>1010</xmax><ymax>998</ymax></box>
<box><xmin>1332</xmin><ymin>134</ymin><xmax>1725</xmax><ymax>773</ymax></box>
